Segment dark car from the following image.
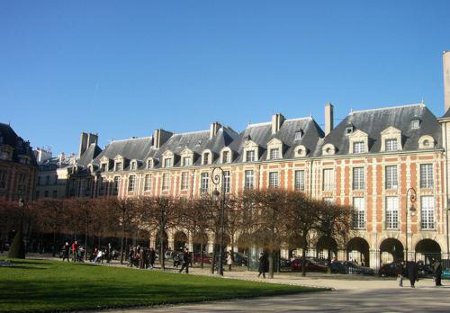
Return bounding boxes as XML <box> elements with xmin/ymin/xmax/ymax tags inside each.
<box><xmin>233</xmin><ymin>252</ymin><xmax>248</xmax><ymax>266</ymax></box>
<box><xmin>192</xmin><ymin>253</ymin><xmax>212</xmax><ymax>264</ymax></box>
<box><xmin>379</xmin><ymin>261</ymin><xmax>403</xmax><ymax>277</ymax></box>
<box><xmin>331</xmin><ymin>261</ymin><xmax>374</xmax><ymax>275</ymax></box>
<box><xmin>291</xmin><ymin>258</ymin><xmax>328</xmax><ymax>272</ymax></box>
<box><xmin>417</xmin><ymin>261</ymin><xmax>434</xmax><ymax>278</ymax></box>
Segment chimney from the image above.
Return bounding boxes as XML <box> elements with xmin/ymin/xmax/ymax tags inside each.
<box><xmin>79</xmin><ymin>132</ymin><xmax>88</xmax><ymax>157</ymax></box>
<box><xmin>271</xmin><ymin>113</ymin><xmax>285</xmax><ymax>134</ymax></box>
<box><xmin>152</xmin><ymin>129</ymin><xmax>173</xmax><ymax>149</ymax></box>
<box><xmin>325</xmin><ymin>103</ymin><xmax>334</xmax><ymax>136</ymax></box>
<box><xmin>444</xmin><ymin>51</ymin><xmax>450</xmax><ymax>113</ymax></box>
<box><xmin>209</xmin><ymin>122</ymin><xmax>222</xmax><ymax>139</ymax></box>
<box><xmin>87</xmin><ymin>133</ymin><xmax>98</xmax><ymax>147</ymax></box>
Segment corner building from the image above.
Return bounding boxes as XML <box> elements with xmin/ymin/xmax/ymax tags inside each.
<box><xmin>73</xmin><ymin>52</ymin><xmax>450</xmax><ymax>270</ymax></box>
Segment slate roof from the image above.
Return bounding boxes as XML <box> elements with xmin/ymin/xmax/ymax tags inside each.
<box><xmin>233</xmin><ymin>117</ymin><xmax>324</xmax><ymax>161</ymax></box>
<box><xmin>0</xmin><ymin>122</ymin><xmax>37</xmax><ymax>165</ymax></box>
<box><xmin>78</xmin><ymin>143</ymin><xmax>102</xmax><ymax>167</ymax></box>
<box><xmin>322</xmin><ymin>103</ymin><xmax>442</xmax><ymax>156</ymax></box>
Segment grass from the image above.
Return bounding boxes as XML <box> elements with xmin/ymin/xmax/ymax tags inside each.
<box><xmin>0</xmin><ymin>258</ymin><xmax>324</xmax><ymax>312</ymax></box>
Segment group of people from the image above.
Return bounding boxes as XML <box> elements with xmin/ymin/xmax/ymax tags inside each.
<box><xmin>398</xmin><ymin>259</ymin><xmax>444</xmax><ymax>288</ymax></box>
<box><xmin>128</xmin><ymin>245</ymin><xmax>157</xmax><ymax>269</ymax></box>
<box><xmin>61</xmin><ymin>241</ymin><xmax>85</xmax><ymax>262</ymax></box>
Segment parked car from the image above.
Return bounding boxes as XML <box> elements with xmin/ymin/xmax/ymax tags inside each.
<box><xmin>291</xmin><ymin>258</ymin><xmax>328</xmax><ymax>272</ymax></box>
<box><xmin>193</xmin><ymin>253</ymin><xmax>212</xmax><ymax>264</ymax></box>
<box><xmin>233</xmin><ymin>252</ymin><xmax>248</xmax><ymax>266</ymax></box>
<box><xmin>378</xmin><ymin>261</ymin><xmax>403</xmax><ymax>277</ymax></box>
<box><xmin>417</xmin><ymin>261</ymin><xmax>434</xmax><ymax>278</ymax></box>
<box><xmin>442</xmin><ymin>268</ymin><xmax>450</xmax><ymax>279</ymax></box>
<box><xmin>331</xmin><ymin>261</ymin><xmax>374</xmax><ymax>275</ymax></box>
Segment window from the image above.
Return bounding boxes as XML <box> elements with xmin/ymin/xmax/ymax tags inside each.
<box><xmin>101</xmin><ymin>163</ymin><xmax>107</xmax><ymax>172</ymax></box>
<box><xmin>269</xmin><ymin>172</ymin><xmax>279</xmax><ymax>188</ymax></box>
<box><xmin>0</xmin><ymin>170</ymin><xmax>8</xmax><ymax>189</ymax></box>
<box><xmin>244</xmin><ymin>170</ymin><xmax>254</xmax><ymax>189</ymax></box>
<box><xmin>128</xmin><ymin>175</ymin><xmax>136</xmax><ymax>192</ymax></box>
<box><xmin>385</xmin><ymin>139</ymin><xmax>398</xmax><ymax>152</ymax></box>
<box><xmin>352</xmin><ymin>197</ymin><xmax>366</xmax><ymax>229</ymax></box>
<box><xmin>352</xmin><ymin>167</ymin><xmax>365</xmax><ymax>190</ymax></box>
<box><xmin>353</xmin><ymin>141</ymin><xmax>365</xmax><ymax>154</ymax></box>
<box><xmin>113</xmin><ymin>176</ymin><xmax>121</xmax><ymax>195</ymax></box>
<box><xmin>203</xmin><ymin>153</ymin><xmax>210</xmax><ymax>165</ymax></box>
<box><xmin>246</xmin><ymin>150</ymin><xmax>255</xmax><ymax>162</ymax></box>
<box><xmin>200</xmin><ymin>173</ymin><xmax>209</xmax><ymax>193</ymax></box>
<box><xmin>162</xmin><ymin>174</ymin><xmax>170</xmax><ymax>191</ymax></box>
<box><xmin>411</xmin><ymin>119</ymin><xmax>421</xmax><ymax>130</ymax></box>
<box><xmin>420</xmin><ymin>164</ymin><xmax>433</xmax><ymax>188</ymax></box>
<box><xmin>294</xmin><ymin>170</ymin><xmax>305</xmax><ymax>191</ymax></box>
<box><xmin>146</xmin><ymin>159</ymin><xmax>153</xmax><ymax>169</ymax></box>
<box><xmin>385</xmin><ymin>165</ymin><xmax>398</xmax><ymax>189</ymax></box>
<box><xmin>223</xmin><ymin>171</ymin><xmax>231</xmax><ymax>193</ymax></box>
<box><xmin>421</xmin><ymin>196</ymin><xmax>435</xmax><ymax>229</ymax></box>
<box><xmin>182</xmin><ymin>156</ymin><xmax>191</xmax><ymax>167</ymax></box>
<box><xmin>222</xmin><ymin>151</ymin><xmax>229</xmax><ymax>163</ymax></box>
<box><xmin>181</xmin><ymin>172</ymin><xmax>189</xmax><ymax>190</ymax></box>
<box><xmin>44</xmin><ymin>190</ymin><xmax>49</xmax><ymax>198</ymax></box>
<box><xmin>52</xmin><ymin>190</ymin><xmax>57</xmax><ymax>198</ymax></box>
<box><xmin>164</xmin><ymin>158</ymin><xmax>172</xmax><ymax>168</ymax></box>
<box><xmin>294</xmin><ymin>130</ymin><xmax>303</xmax><ymax>141</ymax></box>
<box><xmin>386</xmin><ymin>197</ymin><xmax>399</xmax><ymax>229</ymax></box>
<box><xmin>269</xmin><ymin>148</ymin><xmax>280</xmax><ymax>160</ymax></box>
<box><xmin>322</xmin><ymin>169</ymin><xmax>335</xmax><ymax>191</ymax></box>
<box><xmin>115</xmin><ymin>162</ymin><xmax>123</xmax><ymax>171</ymax></box>
<box><xmin>46</xmin><ymin>175</ymin><xmax>50</xmax><ymax>185</ymax></box>
<box><xmin>130</xmin><ymin>162</ymin><xmax>137</xmax><ymax>170</ymax></box>
<box><xmin>345</xmin><ymin>126</ymin><xmax>354</xmax><ymax>135</ymax></box>
<box><xmin>144</xmin><ymin>174</ymin><xmax>152</xmax><ymax>191</ymax></box>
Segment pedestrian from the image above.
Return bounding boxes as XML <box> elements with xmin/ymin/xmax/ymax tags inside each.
<box><xmin>433</xmin><ymin>259</ymin><xmax>443</xmax><ymax>286</ymax></box>
<box><xmin>71</xmin><ymin>240</ymin><xmax>78</xmax><ymax>262</ymax></box>
<box><xmin>406</xmin><ymin>260</ymin><xmax>418</xmax><ymax>288</ymax></box>
<box><xmin>149</xmin><ymin>248</ymin><xmax>156</xmax><ymax>269</ymax></box>
<box><xmin>62</xmin><ymin>242</ymin><xmax>70</xmax><ymax>262</ymax></box>
<box><xmin>179</xmin><ymin>248</ymin><xmax>190</xmax><ymax>274</ymax></box>
<box><xmin>257</xmin><ymin>252</ymin><xmax>268</xmax><ymax>278</ymax></box>
<box><xmin>227</xmin><ymin>250</ymin><xmax>233</xmax><ymax>271</ymax></box>
<box><xmin>397</xmin><ymin>260</ymin><xmax>405</xmax><ymax>287</ymax></box>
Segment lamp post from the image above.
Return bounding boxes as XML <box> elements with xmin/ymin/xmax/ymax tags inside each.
<box><xmin>405</xmin><ymin>187</ymin><xmax>417</xmax><ymax>262</ymax></box>
<box><xmin>211</xmin><ymin>166</ymin><xmax>225</xmax><ymax>276</ymax></box>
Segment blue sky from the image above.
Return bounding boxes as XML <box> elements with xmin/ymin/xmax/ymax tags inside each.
<box><xmin>1</xmin><ymin>0</ymin><xmax>449</xmax><ymax>154</ymax></box>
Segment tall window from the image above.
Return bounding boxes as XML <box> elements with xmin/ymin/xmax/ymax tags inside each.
<box><xmin>269</xmin><ymin>148</ymin><xmax>280</xmax><ymax>160</ymax></box>
<box><xmin>421</xmin><ymin>196</ymin><xmax>435</xmax><ymax>229</ymax></box>
<box><xmin>162</xmin><ymin>174</ymin><xmax>170</xmax><ymax>191</ymax></box>
<box><xmin>101</xmin><ymin>163</ymin><xmax>107</xmax><ymax>172</ymax></box>
<box><xmin>128</xmin><ymin>175</ymin><xmax>136</xmax><ymax>192</ymax></box>
<box><xmin>385</xmin><ymin>139</ymin><xmax>398</xmax><ymax>152</ymax></box>
<box><xmin>352</xmin><ymin>167</ymin><xmax>365</xmax><ymax>190</ymax></box>
<box><xmin>203</xmin><ymin>153</ymin><xmax>210</xmax><ymax>165</ymax></box>
<box><xmin>420</xmin><ymin>164</ymin><xmax>433</xmax><ymax>188</ymax></box>
<box><xmin>352</xmin><ymin>197</ymin><xmax>366</xmax><ymax>229</ymax></box>
<box><xmin>269</xmin><ymin>172</ymin><xmax>279</xmax><ymax>188</ymax></box>
<box><xmin>222</xmin><ymin>151</ymin><xmax>229</xmax><ymax>163</ymax></box>
<box><xmin>130</xmin><ymin>162</ymin><xmax>136</xmax><ymax>170</ymax></box>
<box><xmin>294</xmin><ymin>170</ymin><xmax>305</xmax><ymax>191</ymax></box>
<box><xmin>200</xmin><ymin>173</ymin><xmax>209</xmax><ymax>193</ymax></box>
<box><xmin>244</xmin><ymin>170</ymin><xmax>254</xmax><ymax>189</ymax></box>
<box><xmin>322</xmin><ymin>169</ymin><xmax>334</xmax><ymax>191</ymax></box>
<box><xmin>181</xmin><ymin>172</ymin><xmax>189</xmax><ymax>190</ymax></box>
<box><xmin>353</xmin><ymin>141</ymin><xmax>365</xmax><ymax>154</ymax></box>
<box><xmin>113</xmin><ymin>176</ymin><xmax>120</xmax><ymax>195</ymax></box>
<box><xmin>115</xmin><ymin>162</ymin><xmax>123</xmax><ymax>171</ymax></box>
<box><xmin>385</xmin><ymin>165</ymin><xmax>398</xmax><ymax>189</ymax></box>
<box><xmin>164</xmin><ymin>158</ymin><xmax>172</xmax><ymax>168</ymax></box>
<box><xmin>246</xmin><ymin>150</ymin><xmax>255</xmax><ymax>162</ymax></box>
<box><xmin>182</xmin><ymin>156</ymin><xmax>191</xmax><ymax>167</ymax></box>
<box><xmin>144</xmin><ymin>174</ymin><xmax>152</xmax><ymax>191</ymax></box>
<box><xmin>223</xmin><ymin>171</ymin><xmax>231</xmax><ymax>193</ymax></box>
<box><xmin>386</xmin><ymin>197</ymin><xmax>399</xmax><ymax>229</ymax></box>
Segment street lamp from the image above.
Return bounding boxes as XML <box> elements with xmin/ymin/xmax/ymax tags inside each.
<box><xmin>211</xmin><ymin>166</ymin><xmax>225</xmax><ymax>276</ymax></box>
<box><xmin>405</xmin><ymin>187</ymin><xmax>417</xmax><ymax>262</ymax></box>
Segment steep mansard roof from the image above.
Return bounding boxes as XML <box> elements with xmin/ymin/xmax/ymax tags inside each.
<box><xmin>0</xmin><ymin>122</ymin><xmax>37</xmax><ymax>165</ymax></box>
<box><xmin>322</xmin><ymin>103</ymin><xmax>442</xmax><ymax>156</ymax></box>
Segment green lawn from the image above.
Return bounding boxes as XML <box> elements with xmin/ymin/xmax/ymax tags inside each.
<box><xmin>0</xmin><ymin>259</ymin><xmax>324</xmax><ymax>312</ymax></box>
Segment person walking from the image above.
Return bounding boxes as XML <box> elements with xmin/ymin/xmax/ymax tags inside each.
<box><xmin>257</xmin><ymin>252</ymin><xmax>268</xmax><ymax>278</ymax></box>
<box><xmin>397</xmin><ymin>261</ymin><xmax>405</xmax><ymax>287</ymax></box>
<box><xmin>62</xmin><ymin>242</ymin><xmax>70</xmax><ymax>262</ymax></box>
<box><xmin>406</xmin><ymin>261</ymin><xmax>418</xmax><ymax>288</ymax></box>
<box><xmin>227</xmin><ymin>251</ymin><xmax>233</xmax><ymax>271</ymax></box>
<box><xmin>433</xmin><ymin>259</ymin><xmax>443</xmax><ymax>286</ymax></box>
<box><xmin>179</xmin><ymin>248</ymin><xmax>190</xmax><ymax>274</ymax></box>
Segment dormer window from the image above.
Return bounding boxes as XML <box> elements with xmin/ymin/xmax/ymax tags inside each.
<box><xmin>101</xmin><ymin>163</ymin><xmax>107</xmax><ymax>172</ymax></box>
<box><xmin>269</xmin><ymin>148</ymin><xmax>280</xmax><ymax>160</ymax></box>
<box><xmin>115</xmin><ymin>162</ymin><xmax>123</xmax><ymax>171</ymax></box>
<box><xmin>294</xmin><ymin>130</ymin><xmax>304</xmax><ymax>141</ymax></box>
<box><xmin>130</xmin><ymin>161</ymin><xmax>137</xmax><ymax>170</ymax></box>
<box><xmin>182</xmin><ymin>156</ymin><xmax>191</xmax><ymax>167</ymax></box>
<box><xmin>202</xmin><ymin>152</ymin><xmax>210</xmax><ymax>165</ymax></box>
<box><xmin>411</xmin><ymin>118</ymin><xmax>421</xmax><ymax>130</ymax></box>
<box><xmin>345</xmin><ymin>125</ymin><xmax>354</xmax><ymax>135</ymax></box>
<box><xmin>164</xmin><ymin>158</ymin><xmax>172</xmax><ymax>168</ymax></box>
<box><xmin>385</xmin><ymin>139</ymin><xmax>398</xmax><ymax>152</ymax></box>
<box><xmin>222</xmin><ymin>150</ymin><xmax>229</xmax><ymax>163</ymax></box>
<box><xmin>418</xmin><ymin>135</ymin><xmax>435</xmax><ymax>149</ymax></box>
<box><xmin>294</xmin><ymin>145</ymin><xmax>308</xmax><ymax>158</ymax></box>
<box><xmin>146</xmin><ymin>159</ymin><xmax>153</xmax><ymax>169</ymax></box>
<box><xmin>322</xmin><ymin>143</ymin><xmax>336</xmax><ymax>156</ymax></box>
<box><xmin>246</xmin><ymin>150</ymin><xmax>255</xmax><ymax>162</ymax></box>
<box><xmin>353</xmin><ymin>141</ymin><xmax>365</xmax><ymax>154</ymax></box>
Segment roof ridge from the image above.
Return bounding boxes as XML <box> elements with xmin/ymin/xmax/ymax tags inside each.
<box><xmin>110</xmin><ymin>136</ymin><xmax>153</xmax><ymax>143</ymax></box>
<box><xmin>350</xmin><ymin>103</ymin><xmax>425</xmax><ymax>115</ymax></box>
<box><xmin>174</xmin><ymin>129</ymin><xmax>209</xmax><ymax>135</ymax></box>
<box><xmin>247</xmin><ymin>121</ymin><xmax>271</xmax><ymax>127</ymax></box>
<box><xmin>285</xmin><ymin>117</ymin><xmax>313</xmax><ymax>122</ymax></box>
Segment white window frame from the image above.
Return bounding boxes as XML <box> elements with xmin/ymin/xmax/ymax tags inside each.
<box><xmin>322</xmin><ymin>168</ymin><xmax>335</xmax><ymax>191</ymax></box>
<box><xmin>161</xmin><ymin>174</ymin><xmax>170</xmax><ymax>191</ymax></box>
<box><xmin>244</xmin><ymin>170</ymin><xmax>254</xmax><ymax>189</ymax></box>
<box><xmin>294</xmin><ymin>170</ymin><xmax>305</xmax><ymax>191</ymax></box>
<box><xmin>385</xmin><ymin>165</ymin><xmax>398</xmax><ymax>189</ymax></box>
<box><xmin>200</xmin><ymin>172</ymin><xmax>209</xmax><ymax>193</ymax></box>
<box><xmin>385</xmin><ymin>197</ymin><xmax>399</xmax><ymax>229</ymax></box>
<box><xmin>181</xmin><ymin>172</ymin><xmax>189</xmax><ymax>190</ymax></box>
<box><xmin>421</xmin><ymin>196</ymin><xmax>435</xmax><ymax>230</ymax></box>
<box><xmin>128</xmin><ymin>175</ymin><xmax>136</xmax><ymax>192</ymax></box>
<box><xmin>385</xmin><ymin>139</ymin><xmax>398</xmax><ymax>152</ymax></box>
<box><xmin>420</xmin><ymin>164</ymin><xmax>433</xmax><ymax>188</ymax></box>
<box><xmin>144</xmin><ymin>174</ymin><xmax>152</xmax><ymax>191</ymax></box>
<box><xmin>223</xmin><ymin>171</ymin><xmax>231</xmax><ymax>193</ymax></box>
<box><xmin>268</xmin><ymin>172</ymin><xmax>279</xmax><ymax>188</ymax></box>
<box><xmin>352</xmin><ymin>197</ymin><xmax>366</xmax><ymax>229</ymax></box>
<box><xmin>352</xmin><ymin>167</ymin><xmax>365</xmax><ymax>190</ymax></box>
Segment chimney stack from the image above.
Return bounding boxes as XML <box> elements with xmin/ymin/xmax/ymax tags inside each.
<box><xmin>271</xmin><ymin>113</ymin><xmax>285</xmax><ymax>134</ymax></box>
<box><xmin>325</xmin><ymin>103</ymin><xmax>334</xmax><ymax>136</ymax></box>
<box><xmin>444</xmin><ymin>51</ymin><xmax>450</xmax><ymax>113</ymax></box>
<box><xmin>152</xmin><ymin>129</ymin><xmax>173</xmax><ymax>149</ymax></box>
<box><xmin>209</xmin><ymin>122</ymin><xmax>222</xmax><ymax>139</ymax></box>
<box><xmin>79</xmin><ymin>132</ymin><xmax>98</xmax><ymax>158</ymax></box>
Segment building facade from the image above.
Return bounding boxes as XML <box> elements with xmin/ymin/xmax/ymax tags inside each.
<box><xmin>67</xmin><ymin>51</ymin><xmax>450</xmax><ymax>269</ymax></box>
